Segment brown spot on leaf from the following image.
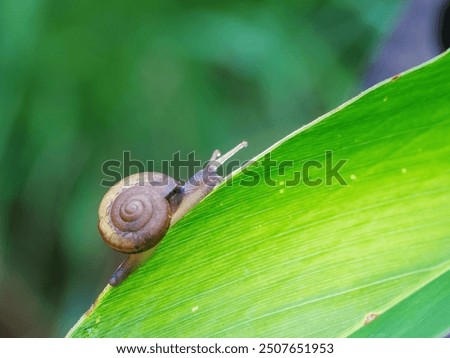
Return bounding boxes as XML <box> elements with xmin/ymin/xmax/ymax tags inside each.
<box><xmin>364</xmin><ymin>313</ymin><xmax>379</xmax><ymax>325</ymax></box>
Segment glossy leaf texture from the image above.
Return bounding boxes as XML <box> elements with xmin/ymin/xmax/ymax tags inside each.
<box><xmin>350</xmin><ymin>270</ymin><xmax>450</xmax><ymax>337</ymax></box>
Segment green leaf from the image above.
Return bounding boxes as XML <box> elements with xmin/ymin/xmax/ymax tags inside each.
<box><xmin>350</xmin><ymin>270</ymin><xmax>450</xmax><ymax>337</ymax></box>
<box><xmin>68</xmin><ymin>51</ymin><xmax>450</xmax><ymax>337</ymax></box>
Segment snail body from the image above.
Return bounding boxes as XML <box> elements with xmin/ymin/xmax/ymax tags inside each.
<box><xmin>99</xmin><ymin>141</ymin><xmax>247</xmax><ymax>286</ymax></box>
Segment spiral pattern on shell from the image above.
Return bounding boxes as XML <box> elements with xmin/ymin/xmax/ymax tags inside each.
<box><xmin>99</xmin><ymin>185</ymin><xmax>171</xmax><ymax>254</ymax></box>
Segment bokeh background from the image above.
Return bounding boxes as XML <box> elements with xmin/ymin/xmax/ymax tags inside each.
<box><xmin>0</xmin><ymin>0</ymin><xmax>449</xmax><ymax>337</ymax></box>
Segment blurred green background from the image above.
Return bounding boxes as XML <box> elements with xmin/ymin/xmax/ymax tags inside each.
<box><xmin>0</xmin><ymin>0</ymin><xmax>448</xmax><ymax>337</ymax></box>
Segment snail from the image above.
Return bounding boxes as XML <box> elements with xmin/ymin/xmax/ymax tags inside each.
<box><xmin>98</xmin><ymin>141</ymin><xmax>247</xmax><ymax>286</ymax></box>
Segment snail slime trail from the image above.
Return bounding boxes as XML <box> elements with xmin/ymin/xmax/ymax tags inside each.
<box><xmin>98</xmin><ymin>141</ymin><xmax>248</xmax><ymax>286</ymax></box>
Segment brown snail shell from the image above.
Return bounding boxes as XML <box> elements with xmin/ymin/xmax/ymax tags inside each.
<box><xmin>98</xmin><ymin>172</ymin><xmax>179</xmax><ymax>254</ymax></box>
